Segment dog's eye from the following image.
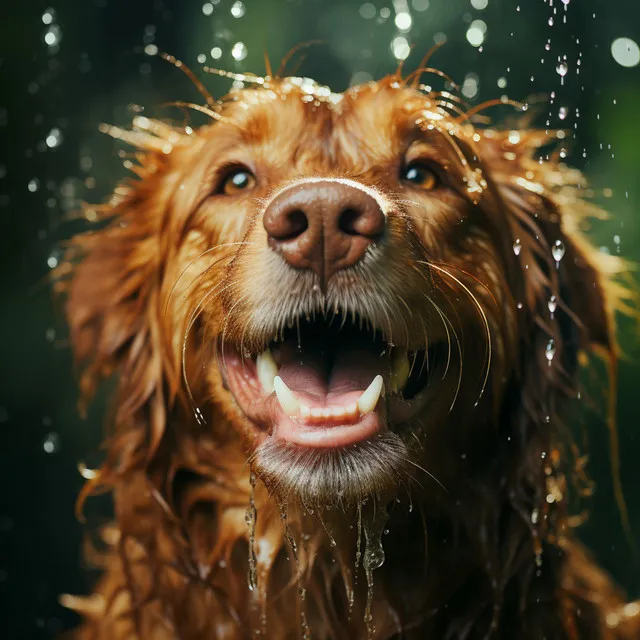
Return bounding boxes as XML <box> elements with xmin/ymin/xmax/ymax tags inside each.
<box><xmin>401</xmin><ymin>162</ymin><xmax>439</xmax><ymax>191</ymax></box>
<box><xmin>219</xmin><ymin>168</ymin><xmax>256</xmax><ymax>195</ymax></box>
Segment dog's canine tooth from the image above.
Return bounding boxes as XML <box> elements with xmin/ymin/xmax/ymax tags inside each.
<box><xmin>390</xmin><ymin>348</ymin><xmax>410</xmax><ymax>393</ymax></box>
<box><xmin>356</xmin><ymin>375</ymin><xmax>385</xmax><ymax>414</ymax></box>
<box><xmin>274</xmin><ymin>376</ymin><xmax>301</xmax><ymax>416</ymax></box>
<box><xmin>256</xmin><ymin>350</ymin><xmax>279</xmax><ymax>394</ymax></box>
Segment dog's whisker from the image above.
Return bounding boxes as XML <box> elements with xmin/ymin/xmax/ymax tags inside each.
<box><xmin>426</xmin><ymin>262</ymin><xmax>492</xmax><ymax>406</ymax></box>
<box><xmin>164</xmin><ymin>243</ymin><xmax>252</xmax><ymax>316</ymax></box>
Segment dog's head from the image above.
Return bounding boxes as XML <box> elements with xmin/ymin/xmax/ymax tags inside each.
<box><xmin>62</xmin><ymin>74</ymin><xmax>619</xmax><ymax>519</ymax></box>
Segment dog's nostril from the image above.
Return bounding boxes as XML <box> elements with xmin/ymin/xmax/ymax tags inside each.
<box><xmin>338</xmin><ymin>208</ymin><xmax>362</xmax><ymax>236</ymax></box>
<box><xmin>284</xmin><ymin>209</ymin><xmax>308</xmax><ymax>239</ymax></box>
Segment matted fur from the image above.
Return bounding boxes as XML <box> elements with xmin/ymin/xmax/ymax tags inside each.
<box><xmin>56</xmin><ymin>67</ymin><xmax>640</xmax><ymax>639</ymax></box>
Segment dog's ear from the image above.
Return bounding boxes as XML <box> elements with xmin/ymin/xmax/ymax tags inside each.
<box><xmin>58</xmin><ymin>122</ymin><xmax>192</xmax><ymax>460</ymax></box>
<box><xmin>479</xmin><ymin>129</ymin><xmax>621</xmax><ymax>355</ymax></box>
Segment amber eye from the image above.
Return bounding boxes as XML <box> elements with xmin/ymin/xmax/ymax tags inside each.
<box><xmin>401</xmin><ymin>162</ymin><xmax>439</xmax><ymax>191</ymax></box>
<box><xmin>219</xmin><ymin>168</ymin><xmax>256</xmax><ymax>195</ymax></box>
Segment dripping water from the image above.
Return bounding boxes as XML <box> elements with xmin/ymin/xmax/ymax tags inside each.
<box><xmin>317</xmin><ymin>507</ymin><xmax>337</xmax><ymax>548</ymax></box>
<box><xmin>349</xmin><ymin>501</ymin><xmax>364</xmax><ymax>620</ymax></box>
<box><xmin>363</xmin><ymin>501</ymin><xmax>389</xmax><ymax>639</ymax></box>
<box><xmin>277</xmin><ymin>501</ymin><xmax>310</xmax><ymax>639</ymax></box>
<box><xmin>245</xmin><ymin>472</ymin><xmax>258</xmax><ymax>592</ymax></box>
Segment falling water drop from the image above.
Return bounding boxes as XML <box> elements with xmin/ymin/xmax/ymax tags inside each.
<box><xmin>545</xmin><ymin>338</ymin><xmax>556</xmax><ymax>363</ymax></box>
<box><xmin>43</xmin><ymin>432</ymin><xmax>60</xmax><ymax>454</ymax></box>
<box><xmin>556</xmin><ymin>61</ymin><xmax>568</xmax><ymax>77</ymax></box>
<box><xmin>230</xmin><ymin>0</ymin><xmax>246</xmax><ymax>18</ymax></box>
<box><xmin>513</xmin><ymin>238</ymin><xmax>522</xmax><ymax>255</ymax></box>
<box><xmin>231</xmin><ymin>42</ymin><xmax>247</xmax><ymax>61</ymax></box>
<box><xmin>558</xmin><ymin>106</ymin><xmax>568</xmax><ymax>120</ymax></box>
<box><xmin>45</xmin><ymin>127</ymin><xmax>63</xmax><ymax>148</ymax></box>
<box><xmin>551</xmin><ymin>239</ymin><xmax>566</xmax><ymax>263</ymax></box>
<box><xmin>548</xmin><ymin>295</ymin><xmax>557</xmax><ymax>315</ymax></box>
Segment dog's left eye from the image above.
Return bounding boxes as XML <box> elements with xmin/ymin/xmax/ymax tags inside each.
<box><xmin>401</xmin><ymin>162</ymin><xmax>439</xmax><ymax>191</ymax></box>
<box><xmin>219</xmin><ymin>168</ymin><xmax>256</xmax><ymax>195</ymax></box>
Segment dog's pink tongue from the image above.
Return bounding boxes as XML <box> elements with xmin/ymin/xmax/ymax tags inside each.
<box><xmin>276</xmin><ymin>343</ymin><xmax>390</xmax><ymax>405</ymax></box>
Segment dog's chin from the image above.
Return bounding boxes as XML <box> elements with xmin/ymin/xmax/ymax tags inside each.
<box><xmin>252</xmin><ymin>431</ymin><xmax>410</xmax><ymax>509</ymax></box>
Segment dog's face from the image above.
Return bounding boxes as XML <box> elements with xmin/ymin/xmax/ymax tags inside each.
<box><xmin>66</xmin><ymin>75</ymin><xmax>611</xmax><ymax>513</ymax></box>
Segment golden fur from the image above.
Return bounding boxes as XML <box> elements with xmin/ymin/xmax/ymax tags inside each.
<box><xmin>57</xmin><ymin>70</ymin><xmax>640</xmax><ymax>639</ymax></box>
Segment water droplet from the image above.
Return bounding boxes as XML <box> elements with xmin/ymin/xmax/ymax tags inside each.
<box><xmin>28</xmin><ymin>178</ymin><xmax>40</xmax><ymax>192</ymax></box>
<box><xmin>359</xmin><ymin>3</ymin><xmax>377</xmax><ymax>19</ymax></box>
<box><xmin>202</xmin><ymin>2</ymin><xmax>214</xmax><ymax>15</ymax></box>
<box><xmin>611</xmin><ymin>37</ymin><xmax>640</xmax><ymax>68</ymax></box>
<box><xmin>391</xmin><ymin>36</ymin><xmax>411</xmax><ymax>60</ymax></box>
<box><xmin>230</xmin><ymin>0</ymin><xmax>246</xmax><ymax>18</ymax></box>
<box><xmin>42</xmin><ymin>8</ymin><xmax>55</xmax><ymax>24</ymax></box>
<box><xmin>508</xmin><ymin>130</ymin><xmax>521</xmax><ymax>144</ymax></box>
<box><xmin>231</xmin><ymin>41</ymin><xmax>247</xmax><ymax>61</ymax></box>
<box><xmin>556</xmin><ymin>61</ymin><xmax>568</xmax><ymax>77</ymax></box>
<box><xmin>513</xmin><ymin>238</ymin><xmax>522</xmax><ymax>255</ymax></box>
<box><xmin>551</xmin><ymin>239</ymin><xmax>565</xmax><ymax>262</ymax></box>
<box><xmin>545</xmin><ymin>338</ymin><xmax>556</xmax><ymax>362</ymax></box>
<box><xmin>558</xmin><ymin>106</ymin><xmax>568</xmax><ymax>120</ymax></box>
<box><xmin>548</xmin><ymin>17</ymin><xmax>554</xmax><ymax>26</ymax></box>
<box><xmin>548</xmin><ymin>295</ymin><xmax>557</xmax><ymax>314</ymax></box>
<box><xmin>43</xmin><ymin>432</ymin><xmax>60</xmax><ymax>454</ymax></box>
<box><xmin>45</xmin><ymin>127</ymin><xmax>62</xmax><ymax>148</ymax></box>
<box><xmin>394</xmin><ymin>11</ymin><xmax>412</xmax><ymax>31</ymax></box>
<box><xmin>44</xmin><ymin>24</ymin><xmax>62</xmax><ymax>47</ymax></box>
<box><xmin>466</xmin><ymin>20</ymin><xmax>486</xmax><ymax>47</ymax></box>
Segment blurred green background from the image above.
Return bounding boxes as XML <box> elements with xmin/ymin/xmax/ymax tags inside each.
<box><xmin>0</xmin><ymin>0</ymin><xmax>638</xmax><ymax>637</ymax></box>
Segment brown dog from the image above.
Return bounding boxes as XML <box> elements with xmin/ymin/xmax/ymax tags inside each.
<box><xmin>59</xmin><ymin>70</ymin><xmax>640</xmax><ymax>638</ymax></box>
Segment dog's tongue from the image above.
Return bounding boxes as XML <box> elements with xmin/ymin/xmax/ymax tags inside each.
<box><xmin>276</xmin><ymin>341</ymin><xmax>390</xmax><ymax>404</ymax></box>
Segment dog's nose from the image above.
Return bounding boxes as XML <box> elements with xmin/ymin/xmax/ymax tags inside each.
<box><xmin>263</xmin><ymin>180</ymin><xmax>385</xmax><ymax>284</ymax></box>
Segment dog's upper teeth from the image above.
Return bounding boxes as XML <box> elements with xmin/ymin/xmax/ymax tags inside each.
<box><xmin>356</xmin><ymin>375</ymin><xmax>385</xmax><ymax>414</ymax></box>
<box><xmin>256</xmin><ymin>349</ymin><xmax>278</xmax><ymax>394</ymax></box>
<box><xmin>390</xmin><ymin>348</ymin><xmax>410</xmax><ymax>393</ymax></box>
<box><xmin>273</xmin><ymin>376</ymin><xmax>300</xmax><ymax>416</ymax></box>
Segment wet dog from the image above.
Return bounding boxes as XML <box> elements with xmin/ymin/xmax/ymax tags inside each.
<box><xmin>59</xmin><ymin>69</ymin><xmax>640</xmax><ymax>638</ymax></box>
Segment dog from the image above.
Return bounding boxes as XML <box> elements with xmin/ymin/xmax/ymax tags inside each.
<box><xmin>58</xmin><ymin>66</ymin><xmax>640</xmax><ymax>638</ymax></box>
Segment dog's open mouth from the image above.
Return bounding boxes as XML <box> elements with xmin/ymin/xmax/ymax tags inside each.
<box><xmin>222</xmin><ymin>311</ymin><xmax>445</xmax><ymax>448</ymax></box>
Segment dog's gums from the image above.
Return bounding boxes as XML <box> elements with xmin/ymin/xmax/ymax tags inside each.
<box><xmin>58</xmin><ymin>69</ymin><xmax>640</xmax><ymax>639</ymax></box>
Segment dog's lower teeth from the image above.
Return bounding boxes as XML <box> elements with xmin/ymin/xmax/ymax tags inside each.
<box><xmin>256</xmin><ymin>349</ymin><xmax>278</xmax><ymax>394</ymax></box>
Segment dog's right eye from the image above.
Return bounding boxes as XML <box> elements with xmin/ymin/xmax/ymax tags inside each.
<box><xmin>218</xmin><ymin>167</ymin><xmax>256</xmax><ymax>196</ymax></box>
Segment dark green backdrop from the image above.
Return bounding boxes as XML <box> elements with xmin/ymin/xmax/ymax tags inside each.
<box><xmin>1</xmin><ymin>0</ymin><xmax>638</xmax><ymax>637</ymax></box>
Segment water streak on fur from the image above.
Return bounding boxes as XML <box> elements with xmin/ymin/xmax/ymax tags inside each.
<box><xmin>245</xmin><ymin>473</ymin><xmax>258</xmax><ymax>593</ymax></box>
